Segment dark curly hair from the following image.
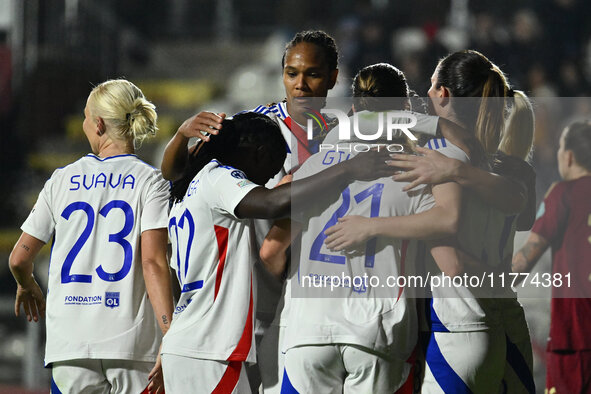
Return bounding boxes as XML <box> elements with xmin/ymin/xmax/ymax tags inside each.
<box><xmin>171</xmin><ymin>112</ymin><xmax>287</xmax><ymax>202</ymax></box>
<box><xmin>281</xmin><ymin>30</ymin><xmax>339</xmax><ymax>71</ymax></box>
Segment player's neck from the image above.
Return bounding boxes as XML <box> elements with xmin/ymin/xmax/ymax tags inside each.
<box><xmin>565</xmin><ymin>166</ymin><xmax>591</xmax><ymax>181</ymax></box>
<box><xmin>96</xmin><ymin>138</ymin><xmax>135</xmax><ymax>158</ymax></box>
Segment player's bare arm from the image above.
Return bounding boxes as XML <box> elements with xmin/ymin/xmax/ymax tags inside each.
<box><xmin>235</xmin><ymin>149</ymin><xmax>393</xmax><ymax>219</ymax></box>
<box><xmin>141</xmin><ymin>228</ymin><xmax>173</xmax><ymax>394</ymax></box>
<box><xmin>161</xmin><ymin>111</ymin><xmax>226</xmax><ymax>181</ymax></box>
<box><xmin>259</xmin><ymin>219</ymin><xmax>299</xmax><ymax>280</ymax></box>
<box><xmin>140</xmin><ymin>228</ymin><xmax>174</xmax><ymax>335</ymax></box>
<box><xmin>390</xmin><ymin>146</ymin><xmax>527</xmax><ymax>214</ymax></box>
<box><xmin>8</xmin><ymin>232</ymin><xmax>46</xmax><ymax>322</ymax></box>
<box><xmin>512</xmin><ymin>231</ymin><xmax>550</xmax><ymax>275</ymax></box>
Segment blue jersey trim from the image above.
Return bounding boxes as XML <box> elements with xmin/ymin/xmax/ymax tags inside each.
<box><xmin>280</xmin><ymin>103</ymin><xmax>288</xmax><ymax>119</ymax></box>
<box><xmin>85</xmin><ymin>153</ymin><xmax>138</xmax><ymax>162</ymax></box>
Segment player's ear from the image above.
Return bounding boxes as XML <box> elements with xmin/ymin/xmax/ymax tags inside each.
<box><xmin>566</xmin><ymin>150</ymin><xmax>575</xmax><ymax>167</ymax></box>
<box><xmin>96</xmin><ymin>117</ymin><xmax>106</xmax><ymax>136</ymax></box>
<box><xmin>328</xmin><ymin>69</ymin><xmax>338</xmax><ymax>90</ymax></box>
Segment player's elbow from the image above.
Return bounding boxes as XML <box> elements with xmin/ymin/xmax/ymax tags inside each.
<box><xmin>438</xmin><ymin>210</ymin><xmax>460</xmax><ymax>238</ymax></box>
<box><xmin>141</xmin><ymin>256</ymin><xmax>169</xmax><ymax>277</ymax></box>
<box><xmin>259</xmin><ymin>249</ymin><xmax>286</xmax><ymax>281</ymax></box>
<box><xmin>8</xmin><ymin>251</ymin><xmax>28</xmax><ymax>276</ymax></box>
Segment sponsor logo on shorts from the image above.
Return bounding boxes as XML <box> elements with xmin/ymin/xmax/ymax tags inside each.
<box><xmin>105</xmin><ymin>292</ymin><xmax>120</xmax><ymax>308</ymax></box>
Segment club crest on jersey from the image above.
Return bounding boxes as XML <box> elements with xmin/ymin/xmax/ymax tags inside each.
<box><xmin>105</xmin><ymin>292</ymin><xmax>120</xmax><ymax>308</ymax></box>
<box><xmin>231</xmin><ymin>170</ymin><xmax>247</xmax><ymax>179</ymax></box>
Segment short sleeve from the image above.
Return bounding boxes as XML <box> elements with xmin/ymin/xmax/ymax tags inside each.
<box><xmin>21</xmin><ymin>179</ymin><xmax>55</xmax><ymax>243</ymax></box>
<box><xmin>531</xmin><ymin>182</ymin><xmax>568</xmax><ymax>245</ymax></box>
<box><xmin>140</xmin><ymin>171</ymin><xmax>171</xmax><ymax>232</ymax></box>
<box><xmin>208</xmin><ymin>166</ymin><xmax>260</xmax><ymax>219</ymax></box>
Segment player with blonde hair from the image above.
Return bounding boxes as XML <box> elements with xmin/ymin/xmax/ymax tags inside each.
<box><xmin>9</xmin><ymin>79</ymin><xmax>173</xmax><ymax>394</ymax></box>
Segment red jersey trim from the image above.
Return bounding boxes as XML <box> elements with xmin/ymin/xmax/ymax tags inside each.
<box><xmin>227</xmin><ymin>277</ymin><xmax>254</xmax><ymax>361</ymax></box>
<box><xmin>214</xmin><ymin>225</ymin><xmax>229</xmax><ymax>301</ymax></box>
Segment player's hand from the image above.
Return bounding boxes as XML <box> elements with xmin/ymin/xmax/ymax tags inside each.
<box><xmin>389</xmin><ymin>146</ymin><xmax>461</xmax><ymax>191</ymax></box>
<box><xmin>15</xmin><ymin>277</ymin><xmax>45</xmax><ymax>322</ymax></box>
<box><xmin>275</xmin><ymin>174</ymin><xmax>293</xmax><ymax>187</ymax></box>
<box><xmin>146</xmin><ymin>354</ymin><xmax>165</xmax><ymax>394</ymax></box>
<box><xmin>346</xmin><ymin>148</ymin><xmax>395</xmax><ymax>182</ymax></box>
<box><xmin>177</xmin><ymin>111</ymin><xmax>226</xmax><ymax>142</ymax></box>
<box><xmin>324</xmin><ymin>216</ymin><xmax>373</xmax><ymax>251</ymax></box>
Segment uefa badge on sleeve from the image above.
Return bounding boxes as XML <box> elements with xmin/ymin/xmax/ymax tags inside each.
<box><xmin>105</xmin><ymin>292</ymin><xmax>120</xmax><ymax>308</ymax></box>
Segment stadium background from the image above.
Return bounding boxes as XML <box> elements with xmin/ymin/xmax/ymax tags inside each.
<box><xmin>0</xmin><ymin>0</ymin><xmax>590</xmax><ymax>392</ymax></box>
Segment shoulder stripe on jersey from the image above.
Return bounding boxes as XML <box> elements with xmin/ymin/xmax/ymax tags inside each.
<box><xmin>505</xmin><ymin>335</ymin><xmax>536</xmax><ymax>393</ymax></box>
<box><xmin>433</xmin><ymin>139</ymin><xmax>440</xmax><ymax>149</ymax></box>
<box><xmin>425</xmin><ymin>332</ymin><xmax>473</xmax><ymax>393</ymax></box>
<box><xmin>213</xmin><ymin>225</ymin><xmax>229</xmax><ymax>301</ymax></box>
<box><xmin>440</xmin><ymin>138</ymin><xmax>447</xmax><ymax>147</ymax></box>
<box><xmin>253</xmin><ymin>105</ymin><xmax>265</xmax><ymax>113</ymax></box>
<box><xmin>211</xmin><ymin>361</ymin><xmax>242</xmax><ymax>394</ymax></box>
<box><xmin>427</xmin><ymin>141</ymin><xmax>433</xmax><ymax>149</ymax></box>
<box><xmin>278</xmin><ymin>102</ymin><xmax>287</xmax><ymax>119</ymax></box>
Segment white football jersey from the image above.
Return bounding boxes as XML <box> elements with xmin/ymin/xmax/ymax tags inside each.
<box><xmin>161</xmin><ymin>160</ymin><xmax>260</xmax><ymax>363</ymax></box>
<box><xmin>419</xmin><ymin>139</ymin><xmax>509</xmax><ymax>332</ymax></box>
<box><xmin>21</xmin><ymin>154</ymin><xmax>169</xmax><ymax>366</ymax></box>
<box><xmin>284</xmin><ymin>145</ymin><xmax>435</xmax><ymax>361</ymax></box>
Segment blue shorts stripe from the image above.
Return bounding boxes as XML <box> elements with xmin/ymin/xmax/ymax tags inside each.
<box><xmin>427</xmin><ymin>298</ymin><xmax>450</xmax><ymax>332</ymax></box>
<box><xmin>505</xmin><ymin>335</ymin><xmax>535</xmax><ymax>393</ymax></box>
<box><xmin>425</xmin><ymin>332</ymin><xmax>473</xmax><ymax>394</ymax></box>
<box><xmin>51</xmin><ymin>377</ymin><xmax>63</xmax><ymax>394</ymax></box>
<box><xmin>280</xmin><ymin>368</ymin><xmax>299</xmax><ymax>394</ymax></box>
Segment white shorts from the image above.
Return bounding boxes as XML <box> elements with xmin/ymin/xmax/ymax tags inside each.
<box><xmin>282</xmin><ymin>344</ymin><xmax>411</xmax><ymax>393</ymax></box>
<box><xmin>51</xmin><ymin>359</ymin><xmax>153</xmax><ymax>394</ymax></box>
<box><xmin>161</xmin><ymin>354</ymin><xmax>250</xmax><ymax>394</ymax></box>
<box><xmin>257</xmin><ymin>322</ymin><xmax>285</xmax><ymax>393</ymax></box>
<box><xmin>420</xmin><ymin>330</ymin><xmax>505</xmax><ymax>394</ymax></box>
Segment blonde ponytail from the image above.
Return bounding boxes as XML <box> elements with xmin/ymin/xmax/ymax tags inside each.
<box><xmin>474</xmin><ymin>67</ymin><xmax>507</xmax><ymax>156</ymax></box>
<box><xmin>498</xmin><ymin>90</ymin><xmax>534</xmax><ymax>160</ymax></box>
<box><xmin>88</xmin><ymin>79</ymin><xmax>157</xmax><ymax>147</ymax></box>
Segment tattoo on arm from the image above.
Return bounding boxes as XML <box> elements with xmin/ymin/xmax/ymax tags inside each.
<box><xmin>21</xmin><ymin>244</ymin><xmax>30</xmax><ymax>252</ymax></box>
<box><xmin>162</xmin><ymin>315</ymin><xmax>169</xmax><ymax>325</ymax></box>
<box><xmin>513</xmin><ymin>239</ymin><xmax>547</xmax><ymax>273</ymax></box>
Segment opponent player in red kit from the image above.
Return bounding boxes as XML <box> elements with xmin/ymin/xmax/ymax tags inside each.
<box><xmin>512</xmin><ymin>119</ymin><xmax>591</xmax><ymax>393</ymax></box>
